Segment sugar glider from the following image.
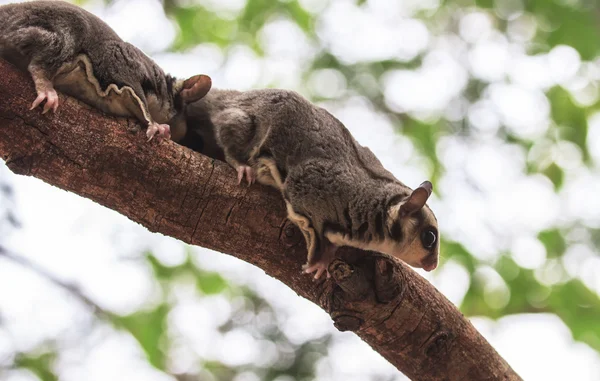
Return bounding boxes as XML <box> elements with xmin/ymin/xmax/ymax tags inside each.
<box><xmin>185</xmin><ymin>89</ymin><xmax>440</xmax><ymax>279</ymax></box>
<box><xmin>0</xmin><ymin>1</ymin><xmax>211</xmax><ymax>141</ymax></box>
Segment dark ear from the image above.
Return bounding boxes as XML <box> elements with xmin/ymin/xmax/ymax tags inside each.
<box><xmin>400</xmin><ymin>181</ymin><xmax>433</xmax><ymax>217</ymax></box>
<box><xmin>181</xmin><ymin>75</ymin><xmax>212</xmax><ymax>103</ymax></box>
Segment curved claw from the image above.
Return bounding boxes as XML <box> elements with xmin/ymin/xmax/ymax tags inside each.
<box><xmin>31</xmin><ymin>89</ymin><xmax>59</xmax><ymax>113</ymax></box>
<box><xmin>302</xmin><ymin>262</ymin><xmax>332</xmax><ymax>280</ymax></box>
<box><xmin>236</xmin><ymin>165</ymin><xmax>255</xmax><ymax>186</ymax></box>
<box><xmin>146</xmin><ymin>123</ymin><xmax>171</xmax><ymax>141</ymax></box>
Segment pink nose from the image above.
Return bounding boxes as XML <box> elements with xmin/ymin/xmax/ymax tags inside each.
<box><xmin>421</xmin><ymin>256</ymin><xmax>438</xmax><ymax>272</ymax></box>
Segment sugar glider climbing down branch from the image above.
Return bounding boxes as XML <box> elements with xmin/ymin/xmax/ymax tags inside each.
<box><xmin>186</xmin><ymin>89</ymin><xmax>440</xmax><ymax>279</ymax></box>
<box><xmin>0</xmin><ymin>1</ymin><xmax>211</xmax><ymax>141</ymax></box>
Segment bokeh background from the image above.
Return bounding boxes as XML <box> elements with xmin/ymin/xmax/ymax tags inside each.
<box><xmin>1</xmin><ymin>0</ymin><xmax>600</xmax><ymax>380</ymax></box>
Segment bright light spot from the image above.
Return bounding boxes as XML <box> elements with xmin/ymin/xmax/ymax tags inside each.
<box><xmin>435</xmin><ymin>179</ymin><xmax>500</xmax><ymax>261</ymax></box>
<box><xmin>384</xmin><ymin>51</ymin><xmax>468</xmax><ymax>115</ymax></box>
<box><xmin>469</xmin><ymin>39</ymin><xmax>510</xmax><ymax>82</ymax></box>
<box><xmin>444</xmin><ymin>97</ymin><xmax>469</xmax><ymax>121</ymax></box>
<box><xmin>580</xmin><ymin>257</ymin><xmax>600</xmax><ymax>296</ymax></box>
<box><xmin>223</xmin><ymin>45</ymin><xmax>261</xmax><ymax>90</ymax></box>
<box><xmin>298</xmin><ymin>0</ymin><xmax>329</xmax><ymax>13</ymax></box>
<box><xmin>155</xmin><ymin>44</ymin><xmax>225</xmax><ymax>79</ymax></box>
<box><xmin>308</xmin><ymin>69</ymin><xmax>347</xmax><ymax>98</ymax></box>
<box><xmin>100</xmin><ymin>0</ymin><xmax>175</xmax><ymax>53</ymax></box>
<box><xmin>552</xmin><ymin>141</ymin><xmax>583</xmax><ymax>170</ymax></box>
<box><xmin>534</xmin><ymin>259</ymin><xmax>568</xmax><ymax>286</ymax></box>
<box><xmin>0</xmin><ymin>328</ymin><xmax>15</xmax><ymax>366</ymax></box>
<box><xmin>152</xmin><ymin>237</ymin><xmax>187</xmax><ymax>267</ymax></box>
<box><xmin>570</xmin><ymin>81</ymin><xmax>599</xmax><ymax>107</ymax></box>
<box><xmin>465</xmin><ymin>141</ymin><xmax>525</xmax><ymax>192</ymax></box>
<box><xmin>2</xmin><ymin>369</ymin><xmax>40</xmax><ymax>381</ymax></box>
<box><xmin>562</xmin><ymin>244</ymin><xmax>595</xmax><ymax>278</ymax></box>
<box><xmin>488</xmin><ymin>84</ymin><xmax>550</xmax><ymax>139</ymax></box>
<box><xmin>562</xmin><ymin>171</ymin><xmax>600</xmax><ymax>227</ymax></box>
<box><xmin>459</xmin><ymin>12</ymin><xmax>493</xmax><ymax>43</ymax></box>
<box><xmin>281</xmin><ymin>301</ymin><xmax>332</xmax><ymax>345</ymax></box>
<box><xmin>332</xmin><ymin>97</ymin><xmax>425</xmax><ymax>184</ymax></box>
<box><xmin>494</xmin><ymin>0</ymin><xmax>524</xmax><ymax>20</ymax></box>
<box><xmin>319</xmin><ymin>3</ymin><xmax>429</xmax><ymax>63</ymax></box>
<box><xmin>233</xmin><ymin>372</ymin><xmax>261</xmax><ymax>381</ymax></box>
<box><xmin>325</xmin><ymin>334</ymin><xmax>399</xmax><ymax>379</ymax></box>
<box><xmin>507</xmin><ymin>13</ymin><xmax>537</xmax><ymax>42</ymax></box>
<box><xmin>367</xmin><ymin>0</ymin><xmax>440</xmax><ymax>19</ymax></box>
<box><xmin>479</xmin><ymin>314</ymin><xmax>600</xmax><ymax>381</ymax></box>
<box><xmin>198</xmin><ymin>0</ymin><xmax>247</xmax><ymax>18</ymax></box>
<box><xmin>468</xmin><ymin>100</ymin><xmax>501</xmax><ymax>133</ymax></box>
<box><xmin>508</xmin><ymin>54</ymin><xmax>554</xmax><ymax>90</ymax></box>
<box><xmin>511</xmin><ymin>236</ymin><xmax>547</xmax><ymax>269</ymax></box>
<box><xmin>586</xmin><ymin>112</ymin><xmax>600</xmax><ymax>166</ymax></box>
<box><xmin>487</xmin><ymin>175</ymin><xmax>559</xmax><ymax>235</ymax></box>
<box><xmin>259</xmin><ymin>18</ymin><xmax>316</xmax><ymax>62</ymax></box>
<box><xmin>432</xmin><ymin>260</ymin><xmax>470</xmax><ymax>306</ymax></box>
<box><xmin>475</xmin><ymin>266</ymin><xmax>511</xmax><ymax>310</ymax></box>
<box><xmin>548</xmin><ymin>45</ymin><xmax>581</xmax><ymax>85</ymax></box>
<box><xmin>220</xmin><ymin>329</ymin><xmax>259</xmax><ymax>366</ymax></box>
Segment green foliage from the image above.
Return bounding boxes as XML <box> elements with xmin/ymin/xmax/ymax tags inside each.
<box><xmin>548</xmin><ymin>87</ymin><xmax>589</xmax><ymax>161</ymax></box>
<box><xmin>13</xmin><ymin>351</ymin><xmax>58</xmax><ymax>381</ymax></box>
<box><xmin>6</xmin><ymin>0</ymin><xmax>600</xmax><ymax>378</ymax></box>
<box><xmin>114</xmin><ymin>303</ymin><xmax>170</xmax><ymax>369</ymax></box>
<box><xmin>155</xmin><ymin>0</ymin><xmax>600</xmax><ymax>357</ymax></box>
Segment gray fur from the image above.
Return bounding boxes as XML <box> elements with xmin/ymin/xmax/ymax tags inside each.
<box><xmin>186</xmin><ymin>89</ymin><xmax>440</xmax><ymax>274</ymax></box>
<box><xmin>0</xmin><ymin>1</ymin><xmax>210</xmax><ymax>139</ymax></box>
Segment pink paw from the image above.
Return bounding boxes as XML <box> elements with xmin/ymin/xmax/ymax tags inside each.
<box><xmin>30</xmin><ymin>89</ymin><xmax>59</xmax><ymax>114</ymax></box>
<box><xmin>302</xmin><ymin>262</ymin><xmax>331</xmax><ymax>280</ymax></box>
<box><xmin>237</xmin><ymin>165</ymin><xmax>255</xmax><ymax>185</ymax></box>
<box><xmin>146</xmin><ymin>123</ymin><xmax>171</xmax><ymax>141</ymax></box>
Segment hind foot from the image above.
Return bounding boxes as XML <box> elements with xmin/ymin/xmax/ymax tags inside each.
<box><xmin>237</xmin><ymin>165</ymin><xmax>255</xmax><ymax>185</ymax></box>
<box><xmin>146</xmin><ymin>123</ymin><xmax>171</xmax><ymax>141</ymax></box>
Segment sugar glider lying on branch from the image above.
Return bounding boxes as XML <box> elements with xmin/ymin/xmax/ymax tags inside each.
<box><xmin>186</xmin><ymin>89</ymin><xmax>440</xmax><ymax>279</ymax></box>
<box><xmin>0</xmin><ymin>1</ymin><xmax>211</xmax><ymax>141</ymax></box>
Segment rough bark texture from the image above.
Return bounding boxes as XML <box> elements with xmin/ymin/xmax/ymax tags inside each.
<box><xmin>0</xmin><ymin>59</ymin><xmax>521</xmax><ymax>381</ymax></box>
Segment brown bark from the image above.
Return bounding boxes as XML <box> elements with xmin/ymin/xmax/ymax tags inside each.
<box><xmin>0</xmin><ymin>59</ymin><xmax>521</xmax><ymax>381</ymax></box>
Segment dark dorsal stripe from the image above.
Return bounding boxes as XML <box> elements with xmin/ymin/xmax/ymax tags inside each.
<box><xmin>389</xmin><ymin>219</ymin><xmax>403</xmax><ymax>242</ymax></box>
<box><xmin>343</xmin><ymin>207</ymin><xmax>352</xmax><ymax>231</ymax></box>
<box><xmin>374</xmin><ymin>210</ymin><xmax>385</xmax><ymax>240</ymax></box>
<box><xmin>356</xmin><ymin>221</ymin><xmax>369</xmax><ymax>240</ymax></box>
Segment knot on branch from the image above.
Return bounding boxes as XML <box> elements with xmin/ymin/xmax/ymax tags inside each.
<box><xmin>424</xmin><ymin>331</ymin><xmax>455</xmax><ymax>359</ymax></box>
<box><xmin>280</xmin><ymin>221</ymin><xmax>304</xmax><ymax>247</ymax></box>
<box><xmin>321</xmin><ymin>254</ymin><xmax>406</xmax><ymax>333</ymax></box>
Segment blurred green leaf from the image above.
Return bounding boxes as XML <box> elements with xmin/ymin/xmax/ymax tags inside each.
<box><xmin>197</xmin><ymin>271</ymin><xmax>228</xmax><ymax>294</ymax></box>
<box><xmin>114</xmin><ymin>304</ymin><xmax>169</xmax><ymax>369</ymax></box>
<box><xmin>538</xmin><ymin>229</ymin><xmax>567</xmax><ymax>258</ymax></box>
<box><xmin>548</xmin><ymin>87</ymin><xmax>589</xmax><ymax>162</ymax></box>
<box><xmin>14</xmin><ymin>351</ymin><xmax>58</xmax><ymax>381</ymax></box>
<box><xmin>542</xmin><ymin>162</ymin><xmax>564</xmax><ymax>190</ymax></box>
<box><xmin>169</xmin><ymin>6</ymin><xmax>238</xmax><ymax>51</ymax></box>
<box><xmin>528</xmin><ymin>1</ymin><xmax>600</xmax><ymax>60</ymax></box>
<box><xmin>441</xmin><ymin>240</ymin><xmax>477</xmax><ymax>273</ymax></box>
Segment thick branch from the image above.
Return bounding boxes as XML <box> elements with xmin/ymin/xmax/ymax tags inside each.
<box><xmin>0</xmin><ymin>59</ymin><xmax>521</xmax><ymax>381</ymax></box>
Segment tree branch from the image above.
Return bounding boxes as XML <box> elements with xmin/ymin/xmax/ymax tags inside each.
<box><xmin>0</xmin><ymin>59</ymin><xmax>521</xmax><ymax>381</ymax></box>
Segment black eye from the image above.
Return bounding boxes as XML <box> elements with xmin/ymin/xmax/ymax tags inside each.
<box><xmin>421</xmin><ymin>229</ymin><xmax>437</xmax><ymax>249</ymax></box>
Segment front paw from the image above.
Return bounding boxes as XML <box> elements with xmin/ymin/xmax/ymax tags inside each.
<box><xmin>30</xmin><ymin>88</ymin><xmax>59</xmax><ymax>114</ymax></box>
<box><xmin>302</xmin><ymin>261</ymin><xmax>332</xmax><ymax>280</ymax></box>
<box><xmin>146</xmin><ymin>123</ymin><xmax>171</xmax><ymax>141</ymax></box>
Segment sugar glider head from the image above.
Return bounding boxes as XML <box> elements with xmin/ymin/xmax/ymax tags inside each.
<box><xmin>146</xmin><ymin>74</ymin><xmax>212</xmax><ymax>141</ymax></box>
<box><xmin>383</xmin><ymin>181</ymin><xmax>439</xmax><ymax>271</ymax></box>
